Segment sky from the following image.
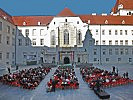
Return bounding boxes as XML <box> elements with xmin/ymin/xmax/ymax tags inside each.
<box><xmin>0</xmin><ymin>0</ymin><xmax>116</xmax><ymax>16</ymax></box>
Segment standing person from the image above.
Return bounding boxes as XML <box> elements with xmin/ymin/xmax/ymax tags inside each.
<box><xmin>126</xmin><ymin>72</ymin><xmax>129</xmax><ymax>79</ymax></box>
<box><xmin>51</xmin><ymin>79</ymin><xmax>56</xmax><ymax>92</ymax></box>
<box><xmin>116</xmin><ymin>68</ymin><xmax>119</xmax><ymax>75</ymax></box>
<box><xmin>16</xmin><ymin>65</ymin><xmax>19</xmax><ymax>70</ymax></box>
<box><xmin>7</xmin><ymin>64</ymin><xmax>11</xmax><ymax>74</ymax></box>
<box><xmin>112</xmin><ymin>66</ymin><xmax>115</xmax><ymax>73</ymax></box>
<box><xmin>123</xmin><ymin>73</ymin><xmax>126</xmax><ymax>78</ymax></box>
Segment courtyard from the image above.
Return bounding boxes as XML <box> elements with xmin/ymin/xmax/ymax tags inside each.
<box><xmin>0</xmin><ymin>64</ymin><xmax>133</xmax><ymax>100</ymax></box>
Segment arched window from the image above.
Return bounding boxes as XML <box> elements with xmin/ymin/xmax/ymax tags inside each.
<box><xmin>64</xmin><ymin>29</ymin><xmax>69</xmax><ymax>45</ymax></box>
<box><xmin>51</xmin><ymin>30</ymin><xmax>55</xmax><ymax>45</ymax></box>
<box><xmin>77</xmin><ymin>30</ymin><xmax>82</xmax><ymax>45</ymax></box>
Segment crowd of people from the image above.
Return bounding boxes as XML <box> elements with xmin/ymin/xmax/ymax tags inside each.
<box><xmin>80</xmin><ymin>66</ymin><xmax>133</xmax><ymax>89</ymax></box>
<box><xmin>47</xmin><ymin>66</ymin><xmax>79</xmax><ymax>92</ymax></box>
<box><xmin>0</xmin><ymin>67</ymin><xmax>51</xmax><ymax>89</ymax></box>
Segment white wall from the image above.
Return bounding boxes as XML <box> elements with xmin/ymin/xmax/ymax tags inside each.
<box><xmin>89</xmin><ymin>25</ymin><xmax>133</xmax><ymax>45</ymax></box>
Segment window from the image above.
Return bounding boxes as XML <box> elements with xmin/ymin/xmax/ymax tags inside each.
<box><xmin>115</xmin><ymin>30</ymin><xmax>118</xmax><ymax>35</ymax></box>
<box><xmin>51</xmin><ymin>30</ymin><xmax>56</xmax><ymax>45</ymax></box>
<box><xmin>103</xmin><ymin>49</ymin><xmax>106</xmax><ymax>55</ymax></box>
<box><xmin>12</xmin><ymin>61</ymin><xmax>15</xmax><ymax>65</ymax></box>
<box><xmin>25</xmin><ymin>29</ymin><xmax>29</xmax><ymax>37</ymax></box>
<box><xmin>125</xmin><ymin>30</ymin><xmax>127</xmax><ymax>35</ymax></box>
<box><xmin>125</xmin><ymin>40</ymin><xmax>128</xmax><ymax>45</ymax></box>
<box><xmin>18</xmin><ymin>39</ymin><xmax>22</xmax><ymax>46</ymax></box>
<box><xmin>0</xmin><ymin>52</ymin><xmax>2</xmax><ymax>60</ymax></box>
<box><xmin>77</xmin><ymin>30</ymin><xmax>82</xmax><ymax>45</ymax></box>
<box><xmin>0</xmin><ymin>34</ymin><xmax>1</xmax><ymax>43</ymax></box>
<box><xmin>115</xmin><ymin>48</ymin><xmax>119</xmax><ymax>55</ymax></box>
<box><xmin>109</xmin><ymin>30</ymin><xmax>111</xmax><ymax>35</ymax></box>
<box><xmin>12</xmin><ymin>28</ymin><xmax>15</xmax><ymax>35</ymax></box>
<box><xmin>32</xmin><ymin>29</ymin><xmax>36</xmax><ymax>36</ymax></box>
<box><xmin>78</xmin><ymin>57</ymin><xmax>80</xmax><ymax>62</ymax></box>
<box><xmin>96</xmin><ymin>29</ymin><xmax>98</xmax><ymax>35</ymax></box>
<box><xmin>65</xmin><ymin>19</ymin><xmax>67</xmax><ymax>22</ymax></box>
<box><xmin>64</xmin><ymin>29</ymin><xmax>69</xmax><ymax>45</ymax></box>
<box><xmin>40</xmin><ymin>29</ymin><xmax>44</xmax><ymax>36</ymax></box>
<box><xmin>54</xmin><ymin>22</ymin><xmax>55</xmax><ymax>25</ymax></box>
<box><xmin>40</xmin><ymin>39</ymin><xmax>44</xmax><ymax>45</ymax></box>
<box><xmin>96</xmin><ymin>40</ymin><xmax>99</xmax><ymax>45</ymax></box>
<box><xmin>129</xmin><ymin>58</ymin><xmax>132</xmax><ymax>62</ymax></box>
<box><xmin>120</xmin><ymin>30</ymin><xmax>123</xmax><ymax>35</ymax></box>
<box><xmin>132</xmin><ymin>40</ymin><xmax>133</xmax><ymax>45</ymax></box>
<box><xmin>6</xmin><ymin>52</ymin><xmax>9</xmax><ymax>59</ymax></box>
<box><xmin>102</xmin><ymin>40</ymin><xmax>105</xmax><ymax>45</ymax></box>
<box><xmin>94</xmin><ymin>49</ymin><xmax>97</xmax><ymax>55</ymax></box>
<box><xmin>94</xmin><ymin>58</ymin><xmax>97</xmax><ymax>62</ymax></box>
<box><xmin>0</xmin><ymin>21</ymin><xmax>2</xmax><ymax>31</ymax></box>
<box><xmin>32</xmin><ymin>39</ymin><xmax>36</xmax><ymax>45</ymax></box>
<box><xmin>23</xmin><ymin>52</ymin><xmax>27</xmax><ymax>59</ymax></box>
<box><xmin>19</xmin><ymin>30</ymin><xmax>22</xmax><ymax>36</ymax></box>
<box><xmin>12</xmin><ymin>37</ymin><xmax>15</xmax><ymax>46</ymax></box>
<box><xmin>77</xmin><ymin>21</ymin><xmax>79</xmax><ymax>24</ymax></box>
<box><xmin>7</xmin><ymin>36</ymin><xmax>10</xmax><ymax>45</ymax></box>
<box><xmin>120</xmin><ymin>40</ymin><xmax>123</xmax><ymax>45</ymax></box>
<box><xmin>12</xmin><ymin>52</ymin><xmax>15</xmax><ymax>59</ymax></box>
<box><xmin>118</xmin><ymin>58</ymin><xmax>121</xmax><ymax>62</ymax></box>
<box><xmin>7</xmin><ymin>26</ymin><xmax>10</xmax><ymax>33</ymax></box>
<box><xmin>120</xmin><ymin>48</ymin><xmax>124</xmax><ymax>55</ymax></box>
<box><xmin>109</xmin><ymin>49</ymin><xmax>112</xmax><ymax>55</ymax></box>
<box><xmin>89</xmin><ymin>40</ymin><xmax>92</xmax><ymax>46</ymax></box>
<box><xmin>106</xmin><ymin>58</ymin><xmax>109</xmax><ymax>62</ymax></box>
<box><xmin>125</xmin><ymin>49</ymin><xmax>128</xmax><ymax>55</ymax></box>
<box><xmin>131</xmin><ymin>30</ymin><xmax>133</xmax><ymax>35</ymax></box>
<box><xmin>109</xmin><ymin>40</ymin><xmax>112</xmax><ymax>45</ymax></box>
<box><xmin>25</xmin><ymin>38</ymin><xmax>29</xmax><ymax>46</ymax></box>
<box><xmin>102</xmin><ymin>30</ymin><xmax>105</xmax><ymax>35</ymax></box>
<box><xmin>115</xmin><ymin>40</ymin><xmax>118</xmax><ymax>45</ymax></box>
<box><xmin>52</xmin><ymin>57</ymin><xmax>55</xmax><ymax>63</ymax></box>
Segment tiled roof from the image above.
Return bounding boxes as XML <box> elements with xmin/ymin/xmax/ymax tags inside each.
<box><xmin>112</xmin><ymin>0</ymin><xmax>133</xmax><ymax>13</ymax></box>
<box><xmin>79</xmin><ymin>15</ymin><xmax>133</xmax><ymax>25</ymax></box>
<box><xmin>12</xmin><ymin>16</ymin><xmax>54</xmax><ymax>26</ymax></box>
<box><xmin>0</xmin><ymin>8</ymin><xmax>14</xmax><ymax>24</ymax></box>
<box><xmin>57</xmin><ymin>7</ymin><xmax>76</xmax><ymax>17</ymax></box>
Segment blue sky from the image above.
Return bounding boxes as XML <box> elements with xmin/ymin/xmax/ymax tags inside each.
<box><xmin>0</xmin><ymin>0</ymin><xmax>116</xmax><ymax>16</ymax></box>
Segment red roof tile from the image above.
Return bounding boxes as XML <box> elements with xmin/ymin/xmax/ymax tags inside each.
<box><xmin>12</xmin><ymin>16</ymin><xmax>54</xmax><ymax>26</ymax></box>
<box><xmin>79</xmin><ymin>15</ymin><xmax>133</xmax><ymax>25</ymax></box>
<box><xmin>0</xmin><ymin>8</ymin><xmax>14</xmax><ymax>24</ymax></box>
<box><xmin>57</xmin><ymin>8</ymin><xmax>76</xmax><ymax>17</ymax></box>
<box><xmin>112</xmin><ymin>0</ymin><xmax>133</xmax><ymax>13</ymax></box>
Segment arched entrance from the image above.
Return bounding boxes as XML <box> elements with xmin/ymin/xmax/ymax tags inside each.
<box><xmin>64</xmin><ymin>57</ymin><xmax>70</xmax><ymax>64</ymax></box>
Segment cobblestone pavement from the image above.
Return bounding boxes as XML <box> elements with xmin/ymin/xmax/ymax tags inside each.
<box><xmin>0</xmin><ymin>64</ymin><xmax>133</xmax><ymax>100</ymax></box>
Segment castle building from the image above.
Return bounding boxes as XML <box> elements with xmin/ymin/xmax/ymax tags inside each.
<box><xmin>0</xmin><ymin>0</ymin><xmax>133</xmax><ymax>68</ymax></box>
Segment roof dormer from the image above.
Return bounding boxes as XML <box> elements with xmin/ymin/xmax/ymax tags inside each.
<box><xmin>118</xmin><ymin>4</ymin><xmax>123</xmax><ymax>10</ymax></box>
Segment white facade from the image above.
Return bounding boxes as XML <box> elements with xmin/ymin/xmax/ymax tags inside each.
<box><xmin>89</xmin><ymin>25</ymin><xmax>133</xmax><ymax>45</ymax></box>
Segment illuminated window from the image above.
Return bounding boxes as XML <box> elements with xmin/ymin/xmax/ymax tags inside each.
<box><xmin>51</xmin><ymin>30</ymin><xmax>56</xmax><ymax>45</ymax></box>
<box><xmin>64</xmin><ymin>29</ymin><xmax>69</xmax><ymax>45</ymax></box>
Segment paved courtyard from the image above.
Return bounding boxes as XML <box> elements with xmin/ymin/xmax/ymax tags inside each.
<box><xmin>0</xmin><ymin>64</ymin><xmax>133</xmax><ymax>100</ymax></box>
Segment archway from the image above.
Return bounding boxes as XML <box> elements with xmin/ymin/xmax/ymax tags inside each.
<box><xmin>64</xmin><ymin>57</ymin><xmax>70</xmax><ymax>64</ymax></box>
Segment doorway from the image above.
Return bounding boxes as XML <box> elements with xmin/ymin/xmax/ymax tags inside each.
<box><xmin>64</xmin><ymin>57</ymin><xmax>70</xmax><ymax>64</ymax></box>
